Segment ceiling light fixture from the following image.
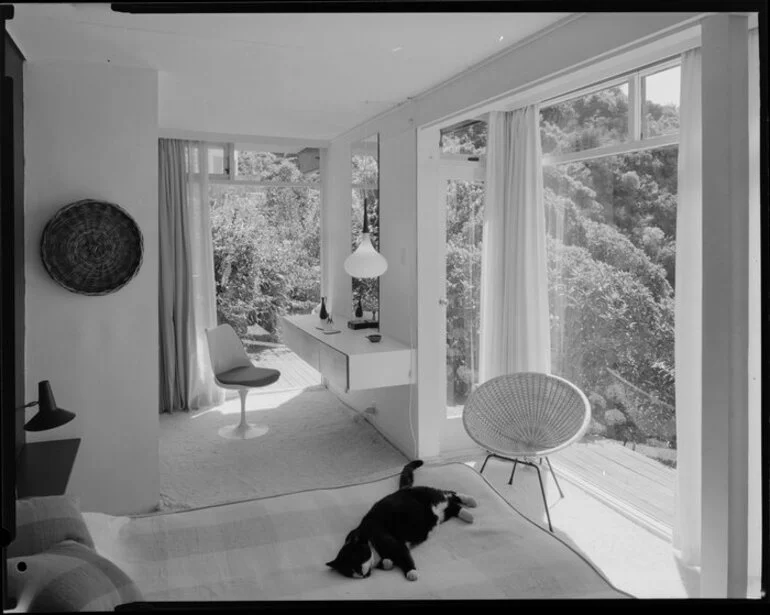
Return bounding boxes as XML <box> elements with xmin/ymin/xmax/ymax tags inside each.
<box><xmin>345</xmin><ymin>151</ymin><xmax>387</xmax><ymax>280</ymax></box>
<box><xmin>344</xmin><ymin>198</ymin><xmax>387</xmax><ymax>279</ymax></box>
<box><xmin>498</xmin><ymin>36</ymin><xmax>505</xmax><ymax>42</ymax></box>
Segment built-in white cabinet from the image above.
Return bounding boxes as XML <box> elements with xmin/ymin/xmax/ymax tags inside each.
<box><xmin>280</xmin><ymin>314</ymin><xmax>414</xmax><ymax>391</ymax></box>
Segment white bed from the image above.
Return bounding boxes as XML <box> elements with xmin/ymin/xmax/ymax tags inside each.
<box><xmin>83</xmin><ymin>462</ymin><xmax>633</xmax><ymax>601</ymax></box>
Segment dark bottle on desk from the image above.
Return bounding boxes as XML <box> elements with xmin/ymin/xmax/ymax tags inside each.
<box><xmin>355</xmin><ymin>298</ymin><xmax>363</xmax><ymax>318</ymax></box>
<box><xmin>319</xmin><ymin>297</ymin><xmax>329</xmax><ymax>320</ymax></box>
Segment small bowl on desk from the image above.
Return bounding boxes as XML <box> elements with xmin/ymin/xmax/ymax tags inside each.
<box><xmin>366</xmin><ymin>333</ymin><xmax>382</xmax><ymax>343</ymax></box>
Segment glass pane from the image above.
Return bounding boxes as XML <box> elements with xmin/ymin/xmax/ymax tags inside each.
<box><xmin>440</xmin><ymin>120</ymin><xmax>487</xmax><ymax>156</ymax></box>
<box><xmin>643</xmin><ymin>65</ymin><xmax>681</xmax><ymax>138</ymax></box>
<box><xmin>446</xmin><ymin>179</ymin><xmax>484</xmax><ymax>417</ymax></box>
<box><xmin>209</xmin><ymin>183</ymin><xmax>321</xmax><ymax>342</ymax></box>
<box><xmin>351</xmin><ymin>134</ymin><xmax>380</xmax><ymax>319</ymax></box>
<box><xmin>544</xmin><ymin>146</ymin><xmax>678</xmax><ymax>467</ymax></box>
<box><xmin>234</xmin><ymin>150</ymin><xmax>320</xmax><ymax>184</ymax></box>
<box><xmin>208</xmin><ymin>145</ymin><xmax>226</xmax><ymax>175</ymax></box>
<box><xmin>540</xmin><ymin>82</ymin><xmax>629</xmax><ymax>156</ymax></box>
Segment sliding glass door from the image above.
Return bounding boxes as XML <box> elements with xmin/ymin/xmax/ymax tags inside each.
<box><xmin>444</xmin><ymin>175</ymin><xmax>485</xmax><ymax>418</ymax></box>
<box><xmin>438</xmin><ymin>160</ymin><xmax>485</xmax><ymax>450</ymax></box>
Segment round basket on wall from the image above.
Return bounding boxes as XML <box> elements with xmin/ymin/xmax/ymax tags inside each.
<box><xmin>40</xmin><ymin>199</ymin><xmax>144</xmax><ymax>296</ymax></box>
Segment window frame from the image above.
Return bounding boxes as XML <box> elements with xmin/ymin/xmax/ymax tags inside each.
<box><xmin>541</xmin><ymin>57</ymin><xmax>680</xmax><ymax>168</ymax></box>
<box><xmin>194</xmin><ymin>142</ymin><xmax>321</xmax><ymax>188</ymax></box>
<box><xmin>638</xmin><ymin>58</ymin><xmax>682</xmax><ymax>141</ymax></box>
<box><xmin>206</xmin><ymin>142</ymin><xmax>232</xmax><ymax>180</ymax></box>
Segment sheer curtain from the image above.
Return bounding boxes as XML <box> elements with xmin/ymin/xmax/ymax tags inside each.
<box><xmin>479</xmin><ymin>107</ymin><xmax>551</xmax><ymax>383</ymax></box>
<box><xmin>673</xmin><ymin>47</ymin><xmax>702</xmax><ymax>568</ymax></box>
<box><xmin>158</xmin><ymin>139</ymin><xmax>224</xmax><ymax>413</ymax></box>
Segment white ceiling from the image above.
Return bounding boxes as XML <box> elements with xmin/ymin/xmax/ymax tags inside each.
<box><xmin>8</xmin><ymin>4</ymin><xmax>570</xmax><ymax>142</ymax></box>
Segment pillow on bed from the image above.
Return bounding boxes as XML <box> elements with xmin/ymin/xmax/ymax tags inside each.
<box><xmin>7</xmin><ymin>540</ymin><xmax>143</xmax><ymax>612</ymax></box>
<box><xmin>8</xmin><ymin>495</ymin><xmax>95</xmax><ymax>558</ymax></box>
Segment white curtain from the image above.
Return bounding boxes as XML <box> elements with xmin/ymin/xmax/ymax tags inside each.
<box><xmin>479</xmin><ymin>107</ymin><xmax>551</xmax><ymax>383</ymax></box>
<box><xmin>747</xmin><ymin>27</ymin><xmax>761</xmax><ymax>599</ymax></box>
<box><xmin>159</xmin><ymin>139</ymin><xmax>224</xmax><ymax>412</ymax></box>
<box><xmin>673</xmin><ymin>47</ymin><xmax>702</xmax><ymax>568</ymax></box>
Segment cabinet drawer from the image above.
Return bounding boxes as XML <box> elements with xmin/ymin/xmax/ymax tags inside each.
<box><xmin>319</xmin><ymin>343</ymin><xmax>348</xmax><ymax>392</ymax></box>
<box><xmin>281</xmin><ymin>320</ymin><xmax>319</xmax><ymax>370</ymax></box>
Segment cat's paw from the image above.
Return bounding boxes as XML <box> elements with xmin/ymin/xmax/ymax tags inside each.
<box><xmin>457</xmin><ymin>508</ymin><xmax>475</xmax><ymax>524</ymax></box>
<box><xmin>382</xmin><ymin>559</ymin><xmax>393</xmax><ymax>570</ymax></box>
<box><xmin>406</xmin><ymin>569</ymin><xmax>419</xmax><ymax>582</ymax></box>
<box><xmin>458</xmin><ymin>494</ymin><xmax>478</xmax><ymax>508</ymax></box>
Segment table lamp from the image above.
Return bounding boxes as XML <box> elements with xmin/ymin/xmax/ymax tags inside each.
<box><xmin>23</xmin><ymin>380</ymin><xmax>76</xmax><ymax>432</ymax></box>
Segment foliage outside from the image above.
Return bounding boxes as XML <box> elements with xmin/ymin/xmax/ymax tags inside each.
<box><xmin>351</xmin><ymin>150</ymin><xmax>380</xmax><ymax>316</ymax></box>
<box><xmin>443</xmin><ymin>83</ymin><xmax>680</xmax><ymax>461</ymax></box>
<box><xmin>210</xmin><ymin>152</ymin><xmax>320</xmax><ymax>343</ymax></box>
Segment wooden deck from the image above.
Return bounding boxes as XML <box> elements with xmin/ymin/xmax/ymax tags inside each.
<box><xmin>550</xmin><ymin>438</ymin><xmax>676</xmax><ymax>540</ymax></box>
<box><xmin>247</xmin><ymin>344</ymin><xmax>323</xmax><ymax>392</ymax></box>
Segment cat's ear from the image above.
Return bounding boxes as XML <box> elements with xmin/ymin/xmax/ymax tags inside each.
<box><xmin>326</xmin><ymin>557</ymin><xmax>340</xmax><ymax>569</ymax></box>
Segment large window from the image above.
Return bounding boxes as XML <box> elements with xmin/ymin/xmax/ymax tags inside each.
<box><xmin>204</xmin><ymin>145</ymin><xmax>321</xmax><ymax>346</ymax></box>
<box><xmin>541</xmin><ymin>59</ymin><xmax>679</xmax><ymax>466</ymax></box>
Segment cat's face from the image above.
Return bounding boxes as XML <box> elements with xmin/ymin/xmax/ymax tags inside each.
<box><xmin>326</xmin><ymin>531</ymin><xmax>374</xmax><ymax>579</ymax></box>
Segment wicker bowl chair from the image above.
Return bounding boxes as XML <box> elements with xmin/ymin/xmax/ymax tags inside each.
<box><xmin>462</xmin><ymin>372</ymin><xmax>591</xmax><ymax>531</ymax></box>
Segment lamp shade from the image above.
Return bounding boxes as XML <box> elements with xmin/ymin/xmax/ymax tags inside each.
<box><xmin>344</xmin><ymin>233</ymin><xmax>388</xmax><ymax>278</ymax></box>
<box><xmin>24</xmin><ymin>381</ymin><xmax>76</xmax><ymax>432</ymax></box>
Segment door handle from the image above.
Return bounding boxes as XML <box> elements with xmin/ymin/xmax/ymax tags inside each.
<box><xmin>438</xmin><ymin>297</ymin><xmax>448</xmax><ymax>306</ymax></box>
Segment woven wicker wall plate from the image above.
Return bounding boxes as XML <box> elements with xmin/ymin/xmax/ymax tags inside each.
<box><xmin>40</xmin><ymin>199</ymin><xmax>144</xmax><ymax>296</ymax></box>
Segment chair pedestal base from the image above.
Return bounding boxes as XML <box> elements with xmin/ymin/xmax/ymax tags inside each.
<box><xmin>218</xmin><ymin>423</ymin><xmax>269</xmax><ymax>440</ymax></box>
<box><xmin>218</xmin><ymin>388</ymin><xmax>269</xmax><ymax>440</ymax></box>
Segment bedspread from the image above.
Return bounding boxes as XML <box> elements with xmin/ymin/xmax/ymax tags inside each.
<box><xmin>82</xmin><ymin>463</ymin><xmax>632</xmax><ymax>601</ymax></box>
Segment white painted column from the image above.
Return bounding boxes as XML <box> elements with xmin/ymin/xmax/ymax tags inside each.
<box><xmin>415</xmin><ymin>124</ymin><xmax>444</xmax><ymax>459</ymax></box>
<box><xmin>699</xmin><ymin>13</ymin><xmax>750</xmax><ymax>598</ymax></box>
<box><xmin>322</xmin><ymin>143</ymin><xmax>353</xmax><ymax>320</ymax></box>
<box><xmin>746</xmin><ymin>26</ymin><xmax>762</xmax><ymax>600</ymax></box>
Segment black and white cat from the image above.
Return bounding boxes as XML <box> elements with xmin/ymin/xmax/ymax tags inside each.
<box><xmin>326</xmin><ymin>460</ymin><xmax>477</xmax><ymax>581</ymax></box>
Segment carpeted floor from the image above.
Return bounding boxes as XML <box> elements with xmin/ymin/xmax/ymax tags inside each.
<box><xmin>158</xmin><ymin>387</ymin><xmax>696</xmax><ymax>598</ymax></box>
<box><xmin>158</xmin><ymin>387</ymin><xmax>409</xmax><ymax>512</ymax></box>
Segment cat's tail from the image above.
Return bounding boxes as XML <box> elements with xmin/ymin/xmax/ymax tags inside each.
<box><xmin>399</xmin><ymin>460</ymin><xmax>424</xmax><ymax>489</ymax></box>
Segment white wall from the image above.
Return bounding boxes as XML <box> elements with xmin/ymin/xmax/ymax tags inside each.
<box><xmin>24</xmin><ymin>61</ymin><xmax>159</xmax><ymax>515</ymax></box>
<box><xmin>325</xmin><ymin>127</ymin><xmax>420</xmax><ymax>458</ymax></box>
<box><xmin>323</xmin><ymin>12</ymin><xmax>703</xmax><ymax>459</ymax></box>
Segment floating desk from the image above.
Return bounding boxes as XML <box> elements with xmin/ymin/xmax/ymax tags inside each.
<box><xmin>17</xmin><ymin>438</ymin><xmax>81</xmax><ymax>499</ymax></box>
<box><xmin>280</xmin><ymin>314</ymin><xmax>414</xmax><ymax>392</ymax></box>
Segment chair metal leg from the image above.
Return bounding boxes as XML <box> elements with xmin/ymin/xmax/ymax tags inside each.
<box><xmin>479</xmin><ymin>454</ymin><xmax>493</xmax><ymax>474</ymax></box>
<box><xmin>479</xmin><ymin>453</ymin><xmax>554</xmax><ymax>532</ymax></box>
<box><xmin>533</xmin><ymin>464</ymin><xmax>554</xmax><ymax>532</ymax></box>
<box><xmin>507</xmin><ymin>460</ymin><xmax>518</xmax><ymax>485</ymax></box>
<box><xmin>545</xmin><ymin>457</ymin><xmax>564</xmax><ymax>499</ymax></box>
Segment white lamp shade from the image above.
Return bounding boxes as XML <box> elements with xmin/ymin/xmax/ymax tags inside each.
<box><xmin>344</xmin><ymin>233</ymin><xmax>388</xmax><ymax>278</ymax></box>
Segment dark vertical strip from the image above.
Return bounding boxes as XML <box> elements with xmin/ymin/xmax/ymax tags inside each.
<box><xmin>759</xmin><ymin>7</ymin><xmax>769</xmax><ymax>602</ymax></box>
<box><xmin>7</xmin><ymin>31</ymin><xmax>23</xmax><ymax>459</ymax></box>
<box><xmin>0</xmin><ymin>76</ymin><xmax>14</xmax><ymax>610</ymax></box>
<box><xmin>0</xmin><ymin>5</ymin><xmax>15</xmax><ymax>609</ymax></box>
